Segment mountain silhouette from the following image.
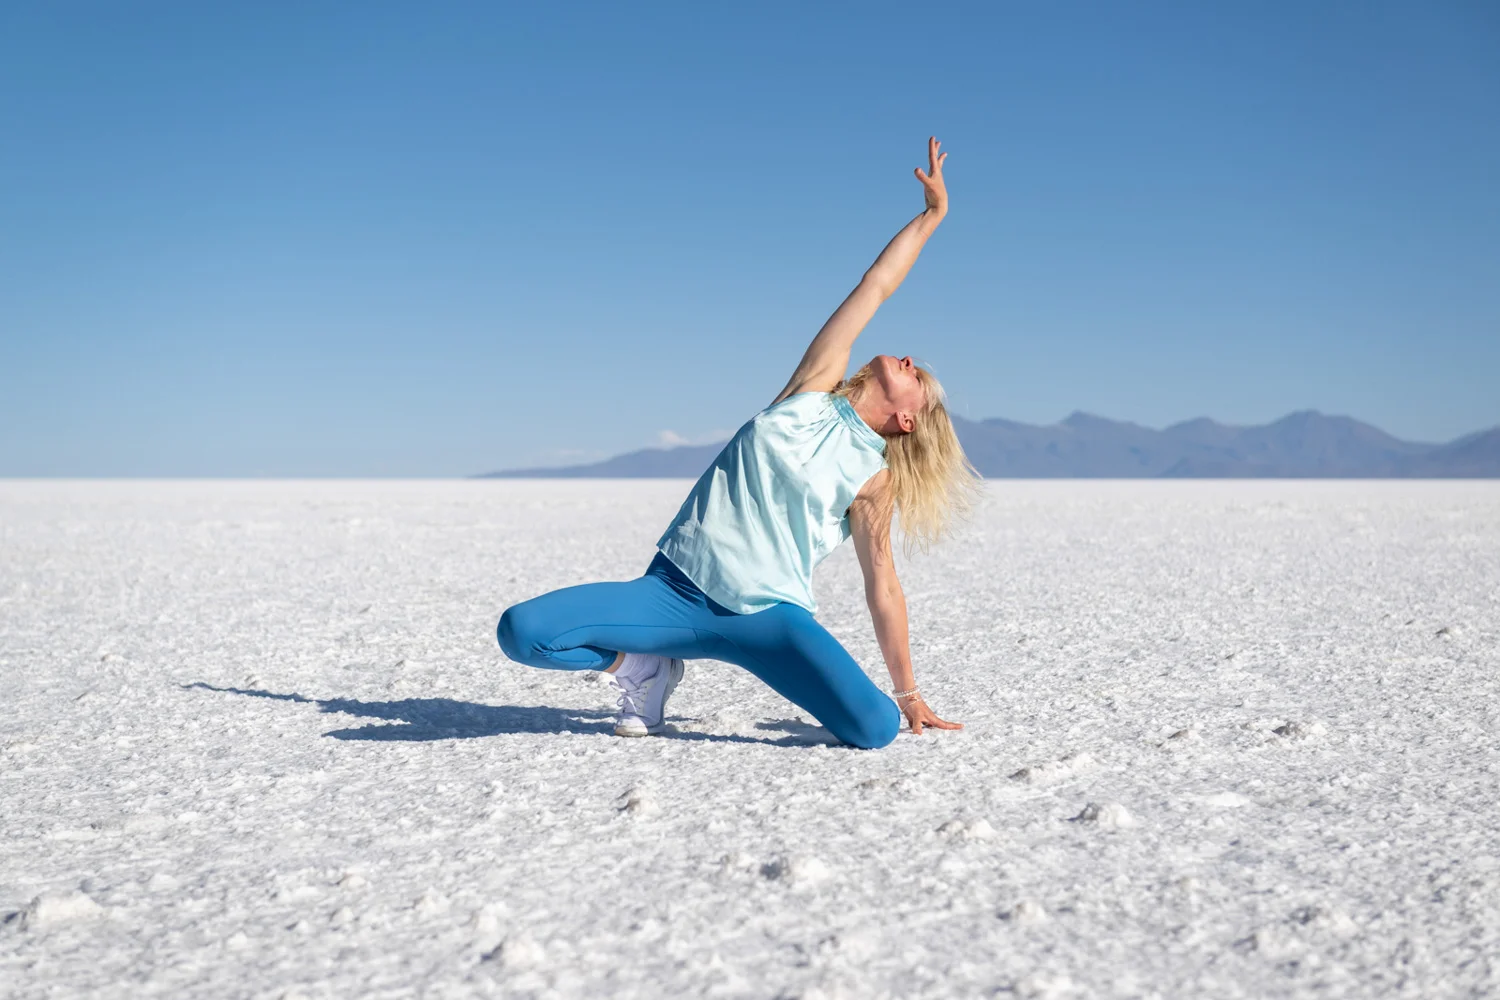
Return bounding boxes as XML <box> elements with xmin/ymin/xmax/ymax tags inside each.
<box><xmin>477</xmin><ymin>411</ymin><xmax>1499</xmax><ymax>479</ymax></box>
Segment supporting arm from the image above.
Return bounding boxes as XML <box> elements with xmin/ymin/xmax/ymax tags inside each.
<box><xmin>848</xmin><ymin>470</ymin><xmax>963</xmax><ymax>736</ymax></box>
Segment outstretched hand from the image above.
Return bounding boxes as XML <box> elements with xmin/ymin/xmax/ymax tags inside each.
<box><xmin>898</xmin><ymin>693</ymin><xmax>963</xmax><ymax>736</ymax></box>
<box><xmin>915</xmin><ymin>136</ymin><xmax>948</xmax><ymax>217</ymax></box>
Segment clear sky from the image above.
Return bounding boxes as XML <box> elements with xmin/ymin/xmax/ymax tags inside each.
<box><xmin>2</xmin><ymin>1</ymin><xmax>1497</xmax><ymax>476</ymax></box>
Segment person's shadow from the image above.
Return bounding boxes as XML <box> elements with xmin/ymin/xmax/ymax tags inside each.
<box><xmin>184</xmin><ymin>682</ymin><xmax>838</xmax><ymax>746</ymax></box>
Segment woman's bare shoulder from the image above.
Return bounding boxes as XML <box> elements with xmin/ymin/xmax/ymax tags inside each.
<box><xmin>852</xmin><ymin>468</ymin><xmax>893</xmax><ymax>517</ymax></box>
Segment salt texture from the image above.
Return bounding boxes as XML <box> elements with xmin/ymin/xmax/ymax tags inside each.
<box><xmin>1</xmin><ymin>479</ymin><xmax>1497</xmax><ymax>998</ymax></box>
<box><xmin>1071</xmin><ymin>801</ymin><xmax>1137</xmax><ymax>830</ymax></box>
<box><xmin>1009</xmin><ymin>751</ymin><xmax>1098</xmax><ymax>786</ymax></box>
<box><xmin>13</xmin><ymin>891</ymin><xmax>105</xmax><ymax>930</ymax></box>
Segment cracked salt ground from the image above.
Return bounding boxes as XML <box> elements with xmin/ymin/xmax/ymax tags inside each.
<box><xmin>2</xmin><ymin>480</ymin><xmax>1499</xmax><ymax>999</ymax></box>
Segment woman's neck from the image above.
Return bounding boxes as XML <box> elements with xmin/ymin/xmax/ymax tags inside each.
<box><xmin>847</xmin><ymin>383</ymin><xmax>889</xmax><ymax>435</ymax></box>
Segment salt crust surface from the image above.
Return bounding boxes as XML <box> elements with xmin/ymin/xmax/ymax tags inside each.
<box><xmin>1</xmin><ymin>479</ymin><xmax>1497</xmax><ymax>999</ymax></box>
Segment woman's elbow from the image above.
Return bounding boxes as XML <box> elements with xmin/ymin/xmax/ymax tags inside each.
<box><xmin>864</xmin><ymin>583</ymin><xmax>904</xmax><ymax>614</ymax></box>
<box><xmin>861</xmin><ymin>273</ymin><xmax>895</xmax><ymax>302</ymax></box>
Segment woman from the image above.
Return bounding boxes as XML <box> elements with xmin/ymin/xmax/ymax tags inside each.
<box><xmin>498</xmin><ymin>137</ymin><xmax>979</xmax><ymax>750</ymax></box>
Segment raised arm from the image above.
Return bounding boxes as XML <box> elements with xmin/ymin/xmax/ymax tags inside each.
<box><xmin>848</xmin><ymin>470</ymin><xmax>963</xmax><ymax>736</ymax></box>
<box><xmin>772</xmin><ymin>137</ymin><xmax>950</xmax><ymax>405</ymax></box>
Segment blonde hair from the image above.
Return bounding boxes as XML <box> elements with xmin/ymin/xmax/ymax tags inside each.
<box><xmin>834</xmin><ymin>363</ymin><xmax>981</xmax><ymax>552</ymax></box>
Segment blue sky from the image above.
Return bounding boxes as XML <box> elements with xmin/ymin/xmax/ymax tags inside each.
<box><xmin>2</xmin><ymin>1</ymin><xmax>1496</xmax><ymax>476</ymax></box>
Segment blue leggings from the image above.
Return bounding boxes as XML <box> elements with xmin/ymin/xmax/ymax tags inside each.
<box><xmin>497</xmin><ymin>553</ymin><xmax>900</xmax><ymax>749</ymax></box>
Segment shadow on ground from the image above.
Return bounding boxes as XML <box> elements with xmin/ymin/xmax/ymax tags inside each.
<box><xmin>184</xmin><ymin>682</ymin><xmax>841</xmax><ymax>747</ymax></box>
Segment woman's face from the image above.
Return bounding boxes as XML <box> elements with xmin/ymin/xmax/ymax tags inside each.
<box><xmin>870</xmin><ymin>354</ymin><xmax>926</xmax><ymax>422</ymax></box>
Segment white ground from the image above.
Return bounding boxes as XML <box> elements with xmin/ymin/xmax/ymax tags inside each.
<box><xmin>1</xmin><ymin>480</ymin><xmax>1497</xmax><ymax>1000</ymax></box>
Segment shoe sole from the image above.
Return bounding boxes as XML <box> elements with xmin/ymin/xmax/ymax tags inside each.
<box><xmin>613</xmin><ymin>659</ymin><xmax>684</xmax><ymax>737</ymax></box>
<box><xmin>614</xmin><ymin>724</ymin><xmax>657</xmax><ymax>737</ymax></box>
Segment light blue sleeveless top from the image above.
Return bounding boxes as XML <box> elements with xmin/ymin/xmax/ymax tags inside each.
<box><xmin>657</xmin><ymin>392</ymin><xmax>888</xmax><ymax>614</ymax></box>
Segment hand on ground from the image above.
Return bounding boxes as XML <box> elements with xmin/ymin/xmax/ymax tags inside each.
<box><xmin>899</xmin><ymin>694</ymin><xmax>962</xmax><ymax>736</ymax></box>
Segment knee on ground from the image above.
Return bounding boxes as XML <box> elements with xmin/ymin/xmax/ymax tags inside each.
<box><xmin>841</xmin><ymin>699</ymin><xmax>902</xmax><ymax>750</ymax></box>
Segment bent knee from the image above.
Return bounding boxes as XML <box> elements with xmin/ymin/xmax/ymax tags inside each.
<box><xmin>496</xmin><ymin>605</ymin><xmax>536</xmax><ymax>665</ymax></box>
<box><xmin>841</xmin><ymin>699</ymin><xmax>901</xmax><ymax>750</ymax></box>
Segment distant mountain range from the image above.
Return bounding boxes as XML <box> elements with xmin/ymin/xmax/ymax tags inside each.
<box><xmin>478</xmin><ymin>410</ymin><xmax>1500</xmax><ymax>479</ymax></box>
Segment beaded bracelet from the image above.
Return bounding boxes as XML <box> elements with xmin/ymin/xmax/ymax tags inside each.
<box><xmin>893</xmin><ymin>687</ymin><xmax>921</xmax><ymax>700</ymax></box>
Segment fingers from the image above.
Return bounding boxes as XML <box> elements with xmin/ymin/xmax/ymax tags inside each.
<box><xmin>917</xmin><ymin>712</ymin><xmax>958</xmax><ymax>730</ymax></box>
<box><xmin>901</xmin><ymin>696</ymin><xmax>961</xmax><ymax>737</ymax></box>
<box><xmin>928</xmin><ymin>136</ymin><xmax>943</xmax><ymax>174</ymax></box>
<box><xmin>917</xmin><ymin>139</ymin><xmax>947</xmax><ymax>187</ymax></box>
<box><xmin>913</xmin><ymin>707</ymin><xmax>962</xmax><ymax>732</ymax></box>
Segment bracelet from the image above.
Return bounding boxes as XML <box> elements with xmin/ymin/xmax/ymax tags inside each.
<box><xmin>893</xmin><ymin>687</ymin><xmax>920</xmax><ymax>700</ymax></box>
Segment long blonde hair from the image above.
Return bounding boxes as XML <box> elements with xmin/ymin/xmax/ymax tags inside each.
<box><xmin>835</xmin><ymin>363</ymin><xmax>981</xmax><ymax>552</ymax></box>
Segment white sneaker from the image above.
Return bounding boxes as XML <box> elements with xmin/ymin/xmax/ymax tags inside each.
<box><xmin>611</xmin><ymin>654</ymin><xmax>685</xmax><ymax>737</ymax></box>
